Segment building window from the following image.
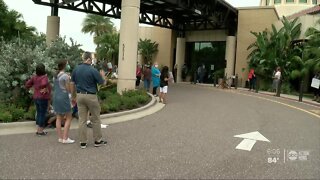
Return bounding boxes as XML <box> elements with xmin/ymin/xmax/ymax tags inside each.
<box><xmin>312</xmin><ymin>0</ymin><xmax>317</xmax><ymax>4</ymax></box>
<box><xmin>267</xmin><ymin>0</ymin><xmax>270</xmax><ymax>5</ymax></box>
<box><xmin>299</xmin><ymin>0</ymin><xmax>307</xmax><ymax>3</ymax></box>
<box><xmin>286</xmin><ymin>0</ymin><xmax>294</xmax><ymax>3</ymax></box>
<box><xmin>274</xmin><ymin>0</ymin><xmax>281</xmax><ymax>4</ymax></box>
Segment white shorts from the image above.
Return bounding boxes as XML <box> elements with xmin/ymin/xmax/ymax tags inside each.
<box><xmin>160</xmin><ymin>86</ymin><xmax>168</xmax><ymax>93</ymax></box>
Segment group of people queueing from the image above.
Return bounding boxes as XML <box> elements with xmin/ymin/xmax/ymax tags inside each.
<box><xmin>25</xmin><ymin>52</ymin><xmax>107</xmax><ymax>149</ymax></box>
<box><xmin>247</xmin><ymin>67</ymin><xmax>282</xmax><ymax>96</ymax></box>
<box><xmin>139</xmin><ymin>62</ymin><xmax>172</xmax><ymax>104</ymax></box>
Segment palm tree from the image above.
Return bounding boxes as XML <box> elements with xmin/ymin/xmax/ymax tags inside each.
<box><xmin>138</xmin><ymin>38</ymin><xmax>159</xmax><ymax>64</ymax></box>
<box><xmin>96</xmin><ymin>32</ymin><xmax>119</xmax><ymax>65</ymax></box>
<box><xmin>81</xmin><ymin>14</ymin><xmax>114</xmax><ymax>48</ymax></box>
<box><xmin>0</xmin><ymin>2</ymin><xmax>36</xmax><ymax>41</ymax></box>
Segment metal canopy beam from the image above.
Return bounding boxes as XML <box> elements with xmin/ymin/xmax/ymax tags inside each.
<box><xmin>32</xmin><ymin>0</ymin><xmax>238</xmax><ymax>32</ymax></box>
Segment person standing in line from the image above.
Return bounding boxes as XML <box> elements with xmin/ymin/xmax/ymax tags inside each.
<box><xmin>53</xmin><ymin>60</ymin><xmax>75</xmax><ymax>144</ymax></box>
<box><xmin>143</xmin><ymin>64</ymin><xmax>152</xmax><ymax>92</ymax></box>
<box><xmin>136</xmin><ymin>63</ymin><xmax>142</xmax><ymax>87</ymax></box>
<box><xmin>151</xmin><ymin>62</ymin><xmax>161</xmax><ymax>96</ymax></box>
<box><xmin>272</xmin><ymin>68</ymin><xmax>277</xmax><ymax>93</ymax></box>
<box><xmin>274</xmin><ymin>67</ymin><xmax>281</xmax><ymax>96</ymax></box>
<box><xmin>248</xmin><ymin>68</ymin><xmax>256</xmax><ymax>91</ymax></box>
<box><xmin>312</xmin><ymin>72</ymin><xmax>320</xmax><ymax>102</ymax></box>
<box><xmin>25</xmin><ymin>63</ymin><xmax>51</xmax><ymax>136</ymax></box>
<box><xmin>173</xmin><ymin>64</ymin><xmax>178</xmax><ymax>83</ymax></box>
<box><xmin>159</xmin><ymin>66</ymin><xmax>170</xmax><ymax>104</ymax></box>
<box><xmin>71</xmin><ymin>52</ymin><xmax>107</xmax><ymax>149</ymax></box>
<box><xmin>182</xmin><ymin>63</ymin><xmax>188</xmax><ymax>82</ymax></box>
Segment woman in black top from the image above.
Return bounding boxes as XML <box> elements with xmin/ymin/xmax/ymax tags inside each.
<box><xmin>159</xmin><ymin>66</ymin><xmax>169</xmax><ymax>104</ymax></box>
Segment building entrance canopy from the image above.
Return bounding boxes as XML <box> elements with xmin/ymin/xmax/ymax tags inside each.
<box><xmin>32</xmin><ymin>0</ymin><xmax>237</xmax><ymax>32</ymax></box>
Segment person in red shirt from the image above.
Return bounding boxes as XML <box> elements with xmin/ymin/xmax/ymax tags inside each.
<box><xmin>136</xmin><ymin>63</ymin><xmax>142</xmax><ymax>87</ymax></box>
<box><xmin>25</xmin><ymin>63</ymin><xmax>51</xmax><ymax>136</ymax></box>
<box><xmin>248</xmin><ymin>68</ymin><xmax>256</xmax><ymax>91</ymax></box>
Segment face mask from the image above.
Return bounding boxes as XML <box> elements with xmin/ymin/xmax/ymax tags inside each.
<box><xmin>65</xmin><ymin>64</ymin><xmax>71</xmax><ymax>71</ymax></box>
<box><xmin>92</xmin><ymin>59</ymin><xmax>97</xmax><ymax>65</ymax></box>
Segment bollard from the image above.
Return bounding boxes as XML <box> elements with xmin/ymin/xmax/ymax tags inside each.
<box><xmin>276</xmin><ymin>80</ymin><xmax>281</xmax><ymax>97</ymax></box>
<box><xmin>299</xmin><ymin>80</ymin><xmax>303</xmax><ymax>102</ymax></box>
<box><xmin>255</xmin><ymin>77</ymin><xmax>258</xmax><ymax>93</ymax></box>
<box><xmin>213</xmin><ymin>74</ymin><xmax>216</xmax><ymax>87</ymax></box>
<box><xmin>235</xmin><ymin>74</ymin><xmax>238</xmax><ymax>89</ymax></box>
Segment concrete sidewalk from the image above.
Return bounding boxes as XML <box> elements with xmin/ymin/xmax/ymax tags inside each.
<box><xmin>0</xmin><ymin>94</ymin><xmax>165</xmax><ymax>136</ymax></box>
<box><xmin>192</xmin><ymin>82</ymin><xmax>320</xmax><ymax>107</ymax></box>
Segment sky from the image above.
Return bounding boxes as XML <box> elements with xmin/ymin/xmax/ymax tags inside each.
<box><xmin>3</xmin><ymin>0</ymin><xmax>260</xmax><ymax>52</ymax></box>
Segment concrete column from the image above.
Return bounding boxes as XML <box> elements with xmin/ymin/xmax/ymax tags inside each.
<box><xmin>225</xmin><ymin>36</ymin><xmax>236</xmax><ymax>78</ymax></box>
<box><xmin>175</xmin><ymin>38</ymin><xmax>186</xmax><ymax>83</ymax></box>
<box><xmin>260</xmin><ymin>0</ymin><xmax>267</xmax><ymax>6</ymax></box>
<box><xmin>307</xmin><ymin>0</ymin><xmax>312</xmax><ymax>4</ymax></box>
<box><xmin>294</xmin><ymin>0</ymin><xmax>299</xmax><ymax>4</ymax></box>
<box><xmin>269</xmin><ymin>0</ymin><xmax>274</xmax><ymax>5</ymax></box>
<box><xmin>117</xmin><ymin>0</ymin><xmax>140</xmax><ymax>94</ymax></box>
<box><xmin>46</xmin><ymin>16</ymin><xmax>60</xmax><ymax>45</ymax></box>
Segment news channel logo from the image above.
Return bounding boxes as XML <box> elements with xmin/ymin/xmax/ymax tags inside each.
<box><xmin>287</xmin><ymin>150</ymin><xmax>310</xmax><ymax>161</ymax></box>
<box><xmin>266</xmin><ymin>149</ymin><xmax>311</xmax><ymax>164</ymax></box>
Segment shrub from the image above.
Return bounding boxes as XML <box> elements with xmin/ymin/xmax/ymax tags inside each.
<box><xmin>121</xmin><ymin>96</ymin><xmax>138</xmax><ymax>110</ymax></box>
<box><xmin>9</xmin><ymin>106</ymin><xmax>25</xmax><ymax>121</ymax></box>
<box><xmin>23</xmin><ymin>105</ymin><xmax>36</xmax><ymax>120</ymax></box>
<box><xmin>0</xmin><ymin>37</ymin><xmax>83</xmax><ymax>115</ymax></box>
<box><xmin>101</xmin><ymin>101</ymin><xmax>110</xmax><ymax>113</ymax></box>
<box><xmin>108</xmin><ymin>101</ymin><xmax>121</xmax><ymax>112</ymax></box>
<box><xmin>98</xmin><ymin>90</ymin><xmax>113</xmax><ymax>100</ymax></box>
<box><xmin>0</xmin><ymin>111</ymin><xmax>13</xmax><ymax>123</ymax></box>
<box><xmin>122</xmin><ymin>90</ymin><xmax>137</xmax><ymax>97</ymax></box>
<box><xmin>281</xmin><ymin>83</ymin><xmax>291</xmax><ymax>94</ymax></box>
<box><xmin>135</xmin><ymin>95</ymin><xmax>149</xmax><ymax>104</ymax></box>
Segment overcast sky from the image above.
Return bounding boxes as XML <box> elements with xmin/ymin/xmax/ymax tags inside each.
<box><xmin>3</xmin><ymin>0</ymin><xmax>260</xmax><ymax>52</ymax></box>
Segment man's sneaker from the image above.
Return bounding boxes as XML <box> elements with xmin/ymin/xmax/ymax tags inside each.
<box><xmin>63</xmin><ymin>138</ymin><xmax>75</xmax><ymax>144</ymax></box>
<box><xmin>80</xmin><ymin>142</ymin><xmax>87</xmax><ymax>149</ymax></box>
<box><xmin>100</xmin><ymin>124</ymin><xmax>109</xmax><ymax>128</ymax></box>
<box><xmin>86</xmin><ymin>120</ymin><xmax>93</xmax><ymax>128</ymax></box>
<box><xmin>94</xmin><ymin>140</ymin><xmax>107</xmax><ymax>147</ymax></box>
<box><xmin>36</xmin><ymin>132</ymin><xmax>48</xmax><ymax>136</ymax></box>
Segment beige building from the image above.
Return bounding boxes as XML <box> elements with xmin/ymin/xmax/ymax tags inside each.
<box><xmin>139</xmin><ymin>0</ymin><xmax>320</xmax><ymax>86</ymax></box>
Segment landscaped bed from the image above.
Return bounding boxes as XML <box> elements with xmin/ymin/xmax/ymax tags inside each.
<box><xmin>0</xmin><ymin>84</ymin><xmax>151</xmax><ymax>123</ymax></box>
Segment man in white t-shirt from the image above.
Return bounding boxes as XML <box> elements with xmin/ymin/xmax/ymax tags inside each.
<box><xmin>274</xmin><ymin>67</ymin><xmax>281</xmax><ymax>96</ymax></box>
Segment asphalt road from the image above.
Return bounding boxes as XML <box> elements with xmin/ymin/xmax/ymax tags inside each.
<box><xmin>1</xmin><ymin>83</ymin><xmax>319</xmax><ymax>179</ymax></box>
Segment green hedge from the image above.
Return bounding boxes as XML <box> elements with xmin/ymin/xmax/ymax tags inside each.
<box><xmin>0</xmin><ymin>104</ymin><xmax>34</xmax><ymax>123</ymax></box>
<box><xmin>99</xmin><ymin>86</ymin><xmax>151</xmax><ymax>114</ymax></box>
<box><xmin>0</xmin><ymin>85</ymin><xmax>151</xmax><ymax>123</ymax></box>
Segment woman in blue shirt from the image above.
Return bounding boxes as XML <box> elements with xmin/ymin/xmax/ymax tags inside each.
<box><xmin>151</xmin><ymin>62</ymin><xmax>161</xmax><ymax>96</ymax></box>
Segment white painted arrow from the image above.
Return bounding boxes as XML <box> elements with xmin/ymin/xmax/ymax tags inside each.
<box><xmin>234</xmin><ymin>131</ymin><xmax>270</xmax><ymax>151</ymax></box>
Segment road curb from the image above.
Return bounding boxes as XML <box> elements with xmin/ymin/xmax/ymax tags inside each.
<box><xmin>0</xmin><ymin>92</ymin><xmax>162</xmax><ymax>135</ymax></box>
